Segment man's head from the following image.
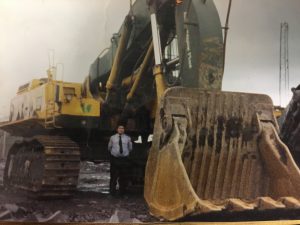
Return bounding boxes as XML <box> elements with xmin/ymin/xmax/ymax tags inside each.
<box><xmin>117</xmin><ymin>125</ymin><xmax>125</xmax><ymax>135</ymax></box>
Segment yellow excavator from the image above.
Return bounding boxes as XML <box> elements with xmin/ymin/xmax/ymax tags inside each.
<box><xmin>1</xmin><ymin>0</ymin><xmax>300</xmax><ymax>222</ymax></box>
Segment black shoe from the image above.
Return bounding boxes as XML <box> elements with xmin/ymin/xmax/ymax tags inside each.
<box><xmin>110</xmin><ymin>189</ymin><xmax>117</xmax><ymax>196</ymax></box>
<box><xmin>119</xmin><ymin>189</ymin><xmax>126</xmax><ymax>196</ymax></box>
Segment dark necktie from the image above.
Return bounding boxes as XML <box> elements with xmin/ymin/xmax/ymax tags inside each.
<box><xmin>119</xmin><ymin>135</ymin><xmax>123</xmax><ymax>154</ymax></box>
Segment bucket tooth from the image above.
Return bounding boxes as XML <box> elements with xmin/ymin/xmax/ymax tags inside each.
<box><xmin>256</xmin><ymin>197</ymin><xmax>285</xmax><ymax>210</ymax></box>
<box><xmin>145</xmin><ymin>87</ymin><xmax>300</xmax><ymax>221</ymax></box>
<box><xmin>225</xmin><ymin>199</ymin><xmax>255</xmax><ymax>211</ymax></box>
<box><xmin>280</xmin><ymin>197</ymin><xmax>300</xmax><ymax>209</ymax></box>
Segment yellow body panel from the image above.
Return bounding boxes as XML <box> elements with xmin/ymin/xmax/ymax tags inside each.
<box><xmin>274</xmin><ymin>106</ymin><xmax>285</xmax><ymax>119</ymax></box>
<box><xmin>60</xmin><ymin>97</ymin><xmax>100</xmax><ymax>117</ymax></box>
<box><xmin>9</xmin><ymin>78</ymin><xmax>100</xmax><ymax>124</ymax></box>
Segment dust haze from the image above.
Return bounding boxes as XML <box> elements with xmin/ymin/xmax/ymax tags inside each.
<box><xmin>0</xmin><ymin>0</ymin><xmax>300</xmax><ymax>119</ymax></box>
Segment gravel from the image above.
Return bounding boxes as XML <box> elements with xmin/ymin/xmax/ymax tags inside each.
<box><xmin>0</xmin><ymin>160</ymin><xmax>157</xmax><ymax>223</ymax></box>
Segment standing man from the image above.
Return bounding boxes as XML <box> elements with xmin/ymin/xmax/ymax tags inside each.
<box><xmin>108</xmin><ymin>125</ymin><xmax>133</xmax><ymax>195</ymax></box>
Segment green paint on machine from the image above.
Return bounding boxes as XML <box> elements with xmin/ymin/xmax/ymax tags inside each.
<box><xmin>81</xmin><ymin>103</ymin><xmax>92</xmax><ymax>113</ymax></box>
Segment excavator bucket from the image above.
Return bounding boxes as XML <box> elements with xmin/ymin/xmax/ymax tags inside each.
<box><xmin>144</xmin><ymin>87</ymin><xmax>300</xmax><ymax>221</ymax></box>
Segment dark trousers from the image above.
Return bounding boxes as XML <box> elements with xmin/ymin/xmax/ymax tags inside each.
<box><xmin>110</xmin><ymin>155</ymin><xmax>130</xmax><ymax>195</ymax></box>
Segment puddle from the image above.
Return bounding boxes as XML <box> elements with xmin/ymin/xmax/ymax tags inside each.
<box><xmin>77</xmin><ymin>161</ymin><xmax>110</xmax><ymax>194</ymax></box>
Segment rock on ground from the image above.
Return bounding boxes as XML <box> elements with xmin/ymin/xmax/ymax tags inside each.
<box><xmin>0</xmin><ymin>161</ymin><xmax>156</xmax><ymax>223</ymax></box>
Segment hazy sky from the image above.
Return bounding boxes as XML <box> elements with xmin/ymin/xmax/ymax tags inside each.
<box><xmin>0</xmin><ymin>0</ymin><xmax>300</xmax><ymax>119</ymax></box>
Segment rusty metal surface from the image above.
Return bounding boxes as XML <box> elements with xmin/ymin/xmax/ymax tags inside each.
<box><xmin>145</xmin><ymin>88</ymin><xmax>300</xmax><ymax>221</ymax></box>
<box><xmin>175</xmin><ymin>0</ymin><xmax>224</xmax><ymax>89</ymax></box>
<box><xmin>3</xmin><ymin>135</ymin><xmax>80</xmax><ymax>198</ymax></box>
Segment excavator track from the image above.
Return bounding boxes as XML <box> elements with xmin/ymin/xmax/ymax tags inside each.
<box><xmin>3</xmin><ymin>135</ymin><xmax>80</xmax><ymax>198</ymax></box>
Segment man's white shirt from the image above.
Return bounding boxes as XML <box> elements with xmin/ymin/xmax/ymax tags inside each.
<box><xmin>108</xmin><ymin>134</ymin><xmax>133</xmax><ymax>157</ymax></box>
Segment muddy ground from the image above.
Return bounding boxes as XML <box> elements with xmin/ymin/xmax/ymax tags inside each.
<box><xmin>0</xmin><ymin>160</ymin><xmax>157</xmax><ymax>223</ymax></box>
<box><xmin>3</xmin><ymin>161</ymin><xmax>300</xmax><ymax>223</ymax></box>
